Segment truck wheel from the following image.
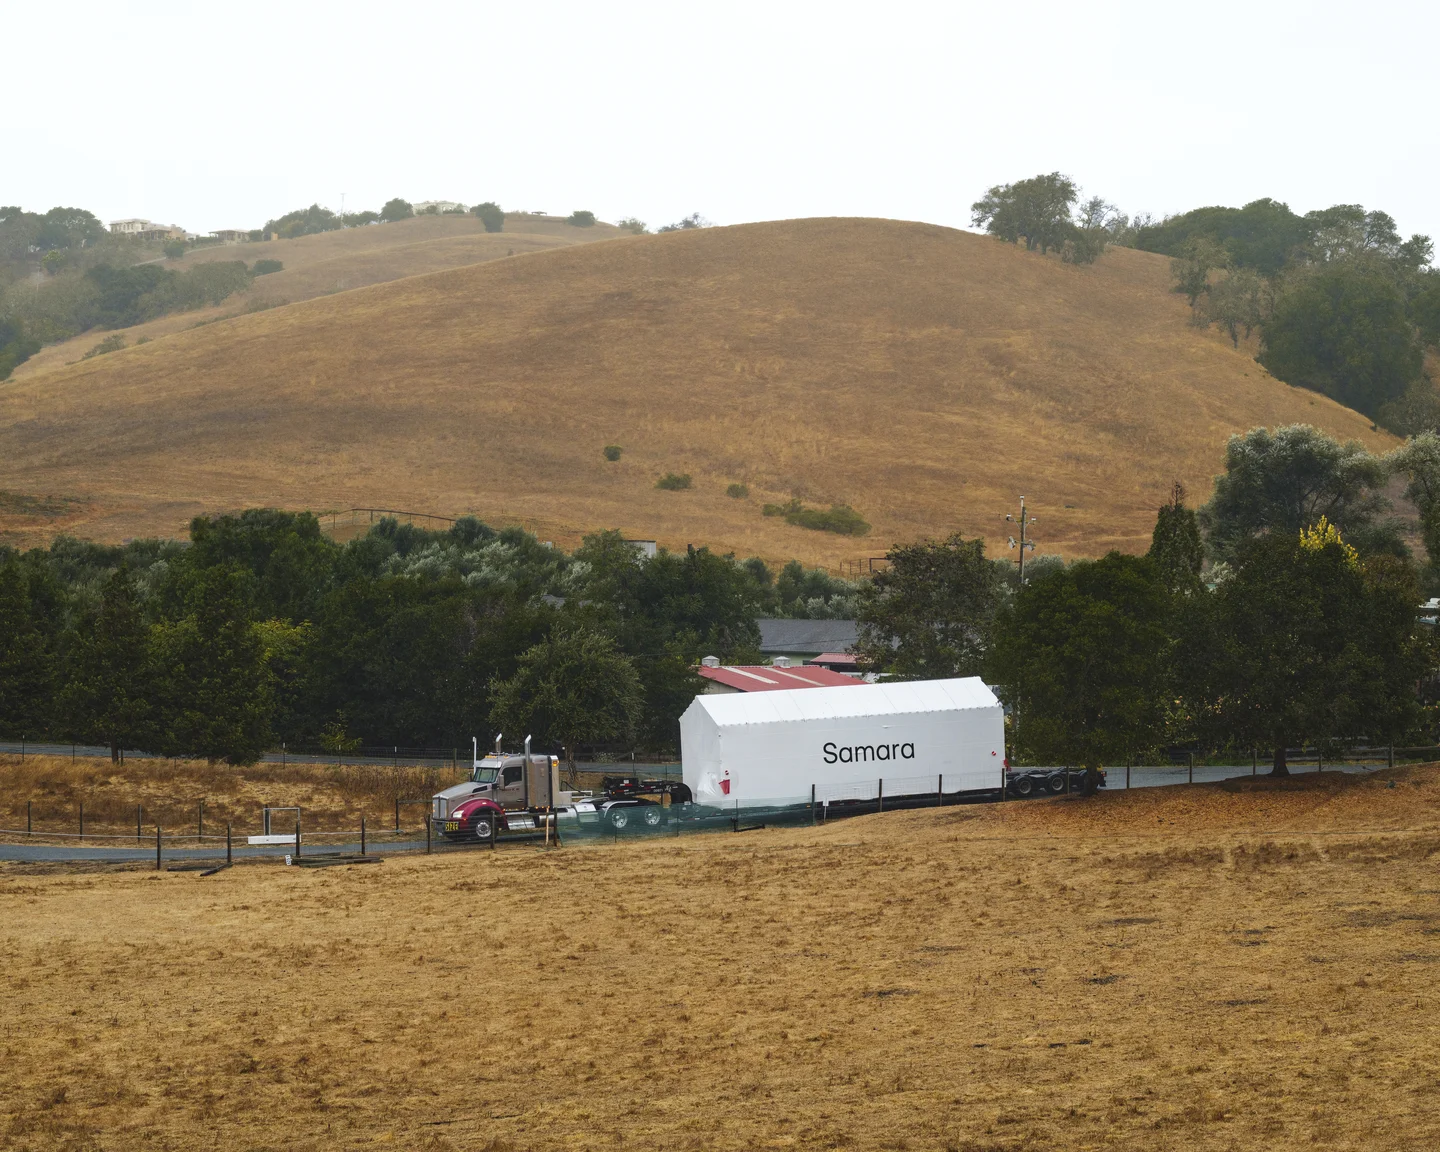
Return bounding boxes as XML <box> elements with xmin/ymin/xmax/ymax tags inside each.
<box><xmin>609</xmin><ymin>808</ymin><xmax>630</xmax><ymax>830</ymax></box>
<box><xmin>1048</xmin><ymin>775</ymin><xmax>1068</xmax><ymax>794</ymax></box>
<box><xmin>471</xmin><ymin>816</ymin><xmax>493</xmax><ymax>840</ymax></box>
<box><xmin>1012</xmin><ymin>776</ymin><xmax>1034</xmax><ymax>797</ymax></box>
<box><xmin>641</xmin><ymin>807</ymin><xmax>662</xmax><ymax>828</ymax></box>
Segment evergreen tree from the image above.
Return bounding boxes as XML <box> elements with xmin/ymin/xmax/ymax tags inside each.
<box><xmin>153</xmin><ymin>566</ymin><xmax>273</xmax><ymax>764</ymax></box>
<box><xmin>1179</xmin><ymin>520</ymin><xmax>1429</xmax><ymax>774</ymax></box>
<box><xmin>61</xmin><ymin>567</ymin><xmax>153</xmax><ymax>761</ymax></box>
<box><xmin>988</xmin><ymin>553</ymin><xmax>1173</xmax><ymax>786</ymax></box>
<box><xmin>0</xmin><ymin>558</ymin><xmax>60</xmax><ymax>738</ymax></box>
<box><xmin>855</xmin><ymin>533</ymin><xmax>1004</xmax><ymax>680</ymax></box>
<box><xmin>1147</xmin><ymin>483</ymin><xmax>1204</xmax><ymax>594</ymax></box>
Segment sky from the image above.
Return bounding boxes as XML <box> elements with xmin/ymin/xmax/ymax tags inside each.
<box><xmin>8</xmin><ymin>0</ymin><xmax>1439</xmax><ymax>246</ymax></box>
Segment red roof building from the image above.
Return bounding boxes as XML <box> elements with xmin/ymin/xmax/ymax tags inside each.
<box><xmin>695</xmin><ymin>660</ymin><xmax>862</xmax><ymax>694</ymax></box>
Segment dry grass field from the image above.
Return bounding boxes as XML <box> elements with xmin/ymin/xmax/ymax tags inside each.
<box><xmin>7</xmin><ymin>214</ymin><xmax>623</xmax><ymax>385</ymax></box>
<box><xmin>0</xmin><ymin>218</ymin><xmax>1392</xmax><ymax>564</ymax></box>
<box><xmin>4</xmin><ymin>764</ymin><xmax>1440</xmax><ymax>1150</ymax></box>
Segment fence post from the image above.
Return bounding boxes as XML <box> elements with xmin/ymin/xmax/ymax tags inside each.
<box><xmin>27</xmin><ymin>800</ymin><xmax>32</xmax><ymax>834</ymax></box>
<box><xmin>1252</xmin><ymin>747</ymin><xmax>1257</xmax><ymax>776</ymax></box>
<box><xmin>491</xmin><ymin>812</ymin><xmax>498</xmax><ymax>851</ymax></box>
<box><xmin>1317</xmin><ymin>748</ymin><xmax>1323</xmax><ymax>774</ymax></box>
<box><xmin>877</xmin><ymin>779</ymin><xmax>884</xmax><ymax>813</ymax></box>
<box><xmin>1126</xmin><ymin>763</ymin><xmax>1131</xmax><ymax>790</ymax></box>
<box><xmin>1389</xmin><ymin>745</ymin><xmax>1395</xmax><ymax>769</ymax></box>
<box><xmin>20</xmin><ymin>736</ymin><xmax>23</xmax><ymax>762</ymax></box>
<box><xmin>810</xmin><ymin>784</ymin><xmax>816</xmax><ymax>826</ymax></box>
<box><xmin>155</xmin><ymin>825</ymin><xmax>162</xmax><ymax>871</ymax></box>
<box><xmin>294</xmin><ymin>816</ymin><xmax>302</xmax><ymax>859</ymax></box>
<box><xmin>226</xmin><ymin>822</ymin><xmax>232</xmax><ymax>865</ymax></box>
<box><xmin>79</xmin><ymin>801</ymin><xmax>84</xmax><ymax>839</ymax></box>
<box><xmin>1188</xmin><ymin>752</ymin><xmax>1194</xmax><ymax>784</ymax></box>
<box><xmin>361</xmin><ymin>815</ymin><xmax>367</xmax><ymax>857</ymax></box>
<box><xmin>425</xmin><ymin>809</ymin><xmax>432</xmax><ymax>855</ymax></box>
<box><xmin>937</xmin><ymin>774</ymin><xmax>943</xmax><ymax>807</ymax></box>
<box><xmin>198</xmin><ymin>800</ymin><xmax>204</xmax><ymax>839</ymax></box>
<box><xmin>282</xmin><ymin>742</ymin><xmax>286</xmax><ymax>769</ymax></box>
<box><xmin>136</xmin><ymin>805</ymin><xmax>142</xmax><ymax>839</ymax></box>
<box><xmin>394</xmin><ymin>797</ymin><xmax>400</xmax><ymax>832</ymax></box>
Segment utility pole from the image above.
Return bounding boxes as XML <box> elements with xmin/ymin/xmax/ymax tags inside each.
<box><xmin>1005</xmin><ymin>496</ymin><xmax>1037</xmax><ymax>584</ymax></box>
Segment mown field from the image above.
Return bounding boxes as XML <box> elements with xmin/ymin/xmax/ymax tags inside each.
<box><xmin>4</xmin><ymin>764</ymin><xmax>1440</xmax><ymax>1150</ymax></box>
<box><xmin>0</xmin><ymin>218</ymin><xmax>1392</xmax><ymax>564</ymax></box>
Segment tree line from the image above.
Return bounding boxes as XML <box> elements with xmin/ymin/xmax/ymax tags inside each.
<box><xmin>972</xmin><ymin>176</ymin><xmax>1440</xmax><ymax>435</ymax></box>
<box><xmin>856</xmin><ymin>425</ymin><xmax>1440</xmax><ymax>775</ymax></box>
<box><xmin>0</xmin><ymin>513</ymin><xmax>856</xmax><ymax>763</ymax></box>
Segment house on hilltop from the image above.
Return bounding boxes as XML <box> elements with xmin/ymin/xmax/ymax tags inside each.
<box><xmin>109</xmin><ymin>218</ymin><xmax>187</xmax><ymax>241</ymax></box>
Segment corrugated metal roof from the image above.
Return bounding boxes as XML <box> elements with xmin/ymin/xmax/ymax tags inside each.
<box><xmin>692</xmin><ymin>677</ymin><xmax>999</xmax><ymax>725</ymax></box>
<box><xmin>696</xmin><ymin>664</ymin><xmax>862</xmax><ymax>692</ymax></box>
<box><xmin>757</xmin><ymin>618</ymin><xmax>859</xmax><ymax>654</ymax></box>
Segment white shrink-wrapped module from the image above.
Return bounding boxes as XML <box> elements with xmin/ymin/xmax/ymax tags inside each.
<box><xmin>681</xmin><ymin>677</ymin><xmax>1005</xmax><ymax>808</ymax></box>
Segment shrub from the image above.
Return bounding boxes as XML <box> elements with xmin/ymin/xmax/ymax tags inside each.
<box><xmin>603</xmin><ymin>445</ymin><xmax>622</xmax><ymax>462</ymax></box>
<box><xmin>616</xmin><ymin>217</ymin><xmax>648</xmax><ymax>235</ymax></box>
<box><xmin>727</xmin><ymin>483</ymin><xmax>749</xmax><ymax>499</ymax></box>
<box><xmin>251</xmin><ymin>259</ymin><xmax>283</xmax><ymax>276</ymax></box>
<box><xmin>567</xmin><ymin>210</ymin><xmax>596</xmax><ymax>227</ymax></box>
<box><xmin>82</xmin><ymin>333</ymin><xmax>126</xmax><ymax>359</ymax></box>
<box><xmin>162</xmin><ymin>239</ymin><xmax>186</xmax><ymax>260</ymax></box>
<box><xmin>762</xmin><ymin>498</ymin><xmax>869</xmax><ymax>535</ymax></box>
<box><xmin>656</xmin><ymin>473</ymin><xmax>692</xmax><ymax>490</ymax></box>
<box><xmin>472</xmin><ymin>202</ymin><xmax>504</xmax><ymax>233</ymax></box>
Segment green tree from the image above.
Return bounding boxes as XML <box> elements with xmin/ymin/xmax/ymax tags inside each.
<box><xmin>1170</xmin><ymin>237</ymin><xmax>1228</xmax><ymax>307</ymax></box>
<box><xmin>971</xmin><ymin>173</ymin><xmax>1078</xmax><ymax>255</ymax></box>
<box><xmin>472</xmin><ymin>202</ymin><xmax>504</xmax><ymax>232</ymax></box>
<box><xmin>163</xmin><ymin>239</ymin><xmax>186</xmax><ymax>260</ymax></box>
<box><xmin>1179</xmin><ymin>521</ymin><xmax>1429</xmax><ymax>774</ymax></box>
<box><xmin>989</xmin><ymin>553</ymin><xmax>1173</xmax><ymax>783</ymax></box>
<box><xmin>1412</xmin><ymin>277</ymin><xmax>1440</xmax><ymax>348</ymax></box>
<box><xmin>152</xmin><ymin>566</ymin><xmax>274</xmax><ymax>763</ymax></box>
<box><xmin>61</xmin><ymin>567</ymin><xmax>153</xmax><ymax>761</ymax></box>
<box><xmin>489</xmin><ymin>626</ymin><xmax>643</xmax><ymax>774</ymax></box>
<box><xmin>263</xmin><ymin>204</ymin><xmax>341</xmax><ymax>238</ymax></box>
<box><xmin>1197</xmin><ymin>425</ymin><xmax>1389</xmax><ymax>562</ymax></box>
<box><xmin>616</xmin><ymin>217</ymin><xmax>647</xmax><ymax>234</ymax></box>
<box><xmin>0</xmin><ymin>317</ymin><xmax>40</xmax><ymax>381</ymax></box>
<box><xmin>1258</xmin><ymin>261</ymin><xmax>1423</xmax><ymax>418</ymax></box>
<box><xmin>855</xmin><ymin>534</ymin><xmax>1003</xmax><ymax>679</ymax></box>
<box><xmin>0</xmin><ymin>558</ymin><xmax>60</xmax><ymax>739</ymax></box>
<box><xmin>658</xmin><ymin>213</ymin><xmax>708</xmax><ymax>232</ymax></box>
<box><xmin>1147</xmin><ymin>483</ymin><xmax>1203</xmax><ymax>594</ymax></box>
<box><xmin>1388</xmin><ymin>432</ymin><xmax>1440</xmax><ymax>573</ymax></box>
<box><xmin>380</xmin><ymin>198</ymin><xmax>414</xmax><ymax>223</ymax></box>
<box><xmin>1201</xmin><ymin>266</ymin><xmax>1267</xmax><ymax>347</ymax></box>
<box><xmin>566</xmin><ymin>210</ymin><xmax>596</xmax><ymax>227</ymax></box>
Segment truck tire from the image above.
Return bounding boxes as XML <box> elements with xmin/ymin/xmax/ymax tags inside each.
<box><xmin>609</xmin><ymin>808</ymin><xmax>630</xmax><ymax>830</ymax></box>
<box><xmin>471</xmin><ymin>816</ymin><xmax>493</xmax><ymax>840</ymax></box>
<box><xmin>641</xmin><ymin>807</ymin><xmax>662</xmax><ymax>828</ymax></box>
<box><xmin>1047</xmin><ymin>774</ymin><xmax>1068</xmax><ymax>794</ymax></box>
<box><xmin>1012</xmin><ymin>776</ymin><xmax>1034</xmax><ymax>797</ymax></box>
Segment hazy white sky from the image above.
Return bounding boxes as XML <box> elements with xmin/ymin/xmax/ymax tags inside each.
<box><xmin>8</xmin><ymin>0</ymin><xmax>1438</xmax><ymax>245</ymax></box>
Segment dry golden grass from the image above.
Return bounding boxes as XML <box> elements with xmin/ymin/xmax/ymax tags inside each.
<box><xmin>0</xmin><ymin>219</ymin><xmax>1392</xmax><ymax>564</ymax></box>
<box><xmin>0</xmin><ymin>753</ymin><xmax>466</xmax><ymax>839</ymax></box>
<box><xmin>4</xmin><ymin>765</ymin><xmax>1440</xmax><ymax>1149</ymax></box>
<box><xmin>7</xmin><ymin>215</ymin><xmax>622</xmax><ymax>385</ymax></box>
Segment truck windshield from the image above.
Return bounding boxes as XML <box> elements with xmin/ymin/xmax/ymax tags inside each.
<box><xmin>471</xmin><ymin>767</ymin><xmax>499</xmax><ymax>783</ymax></box>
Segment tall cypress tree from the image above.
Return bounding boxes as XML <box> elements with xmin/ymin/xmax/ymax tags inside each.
<box><xmin>1147</xmin><ymin>482</ymin><xmax>1204</xmax><ymax>595</ymax></box>
<box><xmin>62</xmin><ymin>567</ymin><xmax>153</xmax><ymax>762</ymax></box>
<box><xmin>0</xmin><ymin>558</ymin><xmax>59</xmax><ymax>739</ymax></box>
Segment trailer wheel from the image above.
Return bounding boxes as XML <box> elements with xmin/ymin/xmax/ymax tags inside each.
<box><xmin>1047</xmin><ymin>774</ymin><xmax>1068</xmax><ymax>794</ymax></box>
<box><xmin>1012</xmin><ymin>776</ymin><xmax>1034</xmax><ymax>797</ymax></box>
<box><xmin>471</xmin><ymin>816</ymin><xmax>493</xmax><ymax>840</ymax></box>
<box><xmin>641</xmin><ymin>807</ymin><xmax>663</xmax><ymax>828</ymax></box>
<box><xmin>609</xmin><ymin>808</ymin><xmax>630</xmax><ymax>830</ymax></box>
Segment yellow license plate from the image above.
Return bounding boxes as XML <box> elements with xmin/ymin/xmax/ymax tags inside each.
<box><xmin>444</xmin><ymin>821</ymin><xmax>459</xmax><ymax>832</ymax></box>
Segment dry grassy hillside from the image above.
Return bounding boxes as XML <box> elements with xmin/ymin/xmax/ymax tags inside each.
<box><xmin>0</xmin><ymin>218</ymin><xmax>1392</xmax><ymax>562</ymax></box>
<box><xmin>5</xmin><ymin>768</ymin><xmax>1440</xmax><ymax>1150</ymax></box>
<box><xmin>9</xmin><ymin>214</ymin><xmax>622</xmax><ymax>383</ymax></box>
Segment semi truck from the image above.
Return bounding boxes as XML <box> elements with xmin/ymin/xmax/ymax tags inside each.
<box><xmin>431</xmin><ymin>735</ymin><xmax>564</xmax><ymax>840</ymax></box>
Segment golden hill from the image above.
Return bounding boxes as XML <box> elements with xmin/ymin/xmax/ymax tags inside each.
<box><xmin>9</xmin><ymin>213</ymin><xmax>624</xmax><ymax>383</ymax></box>
<box><xmin>0</xmin><ymin>218</ymin><xmax>1393</xmax><ymax>563</ymax></box>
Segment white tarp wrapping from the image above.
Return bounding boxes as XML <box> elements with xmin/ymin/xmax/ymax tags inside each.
<box><xmin>680</xmin><ymin>677</ymin><xmax>1005</xmax><ymax>808</ymax></box>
